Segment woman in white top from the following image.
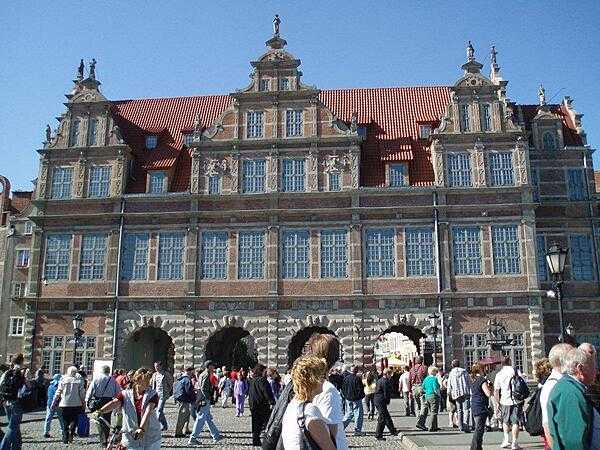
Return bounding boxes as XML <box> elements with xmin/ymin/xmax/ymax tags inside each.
<box><xmin>281</xmin><ymin>355</ymin><xmax>337</xmax><ymax>450</ymax></box>
<box><xmin>52</xmin><ymin>366</ymin><xmax>85</xmax><ymax>443</ymax></box>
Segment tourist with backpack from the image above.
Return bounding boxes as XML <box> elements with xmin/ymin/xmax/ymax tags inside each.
<box><xmin>470</xmin><ymin>363</ymin><xmax>493</xmax><ymax>450</ymax></box>
<box><xmin>174</xmin><ymin>366</ymin><xmax>196</xmax><ymax>438</ymax></box>
<box><xmin>85</xmin><ymin>365</ymin><xmax>121</xmax><ymax>447</ymax></box>
<box><xmin>0</xmin><ymin>354</ymin><xmax>26</xmax><ymax>450</ymax></box>
<box><xmin>52</xmin><ymin>365</ymin><xmax>86</xmax><ymax>444</ymax></box>
<box><xmin>493</xmin><ymin>356</ymin><xmax>529</xmax><ymax>450</ymax></box>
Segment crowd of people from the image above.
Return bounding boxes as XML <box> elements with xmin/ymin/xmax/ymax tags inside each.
<box><xmin>0</xmin><ymin>337</ymin><xmax>598</xmax><ymax>450</ymax></box>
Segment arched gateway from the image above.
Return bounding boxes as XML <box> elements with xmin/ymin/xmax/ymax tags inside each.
<box><xmin>122</xmin><ymin>326</ymin><xmax>174</xmax><ymax>372</ymax></box>
<box><xmin>205</xmin><ymin>326</ymin><xmax>257</xmax><ymax>369</ymax></box>
<box><xmin>287</xmin><ymin>326</ymin><xmax>336</xmax><ymax>368</ymax></box>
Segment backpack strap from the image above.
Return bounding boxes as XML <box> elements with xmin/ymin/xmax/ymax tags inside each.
<box><xmin>296</xmin><ymin>402</ymin><xmax>323</xmax><ymax>450</ymax></box>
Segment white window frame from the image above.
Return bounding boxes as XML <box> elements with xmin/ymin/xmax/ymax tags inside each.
<box><xmin>480</xmin><ymin>104</ymin><xmax>492</xmax><ymax>131</ymax></box>
<box><xmin>285</xmin><ymin>110</ymin><xmax>303</xmax><ymax>137</ymax></box>
<box><xmin>388</xmin><ymin>163</ymin><xmax>408</xmax><ymax>187</ymax></box>
<box><xmin>246</xmin><ymin>111</ymin><xmax>264</xmax><ymax>139</ymax></box>
<box><xmin>238</xmin><ymin>230</ymin><xmax>265</xmax><ymax>279</ymax></box>
<box><xmin>148</xmin><ymin>171</ymin><xmax>167</xmax><ymax>194</ymax></box>
<box><xmin>418</xmin><ymin>124</ymin><xmax>432</xmax><ymax>139</ymax></box>
<box><xmin>328</xmin><ymin>171</ymin><xmax>341</xmax><ymax>192</ymax></box>
<box><xmin>157</xmin><ymin>232</ymin><xmax>185</xmax><ymax>280</ymax></box>
<box><xmin>15</xmin><ymin>249</ymin><xmax>30</xmax><ymax>268</ymax></box>
<box><xmin>447</xmin><ymin>153</ymin><xmax>472</xmax><ymax>187</ymax></box>
<box><xmin>9</xmin><ymin>317</ymin><xmax>25</xmax><ymax>336</ymax></box>
<box><xmin>50</xmin><ymin>167</ymin><xmax>73</xmax><ymax>200</ymax></box>
<box><xmin>88</xmin><ymin>165</ymin><xmax>111</xmax><ymax>198</ymax></box>
<box><xmin>24</xmin><ymin>221</ymin><xmax>33</xmax><ymax>235</ymax></box>
<box><xmin>184</xmin><ymin>134</ymin><xmax>194</xmax><ymax>146</ymax></box>
<box><xmin>145</xmin><ymin>135</ymin><xmax>158</xmax><ymax>149</ymax></box>
<box><xmin>87</xmin><ymin>117</ymin><xmax>98</xmax><ymax>146</ymax></box>
<box><xmin>79</xmin><ymin>234</ymin><xmax>107</xmax><ymax>281</ymax></box>
<box><xmin>491</xmin><ymin>224</ymin><xmax>521</xmax><ymax>275</ymax></box>
<box><xmin>201</xmin><ymin>231</ymin><xmax>229</xmax><ymax>280</ymax></box>
<box><xmin>43</xmin><ymin>234</ymin><xmax>72</xmax><ymax>281</ymax></box>
<box><xmin>242</xmin><ymin>159</ymin><xmax>266</xmax><ymax>194</ymax></box>
<box><xmin>259</xmin><ymin>79</ymin><xmax>270</xmax><ymax>92</ymax></box>
<box><xmin>13</xmin><ymin>282</ymin><xmax>26</xmax><ymax>298</ymax></box>
<box><xmin>207</xmin><ymin>174</ymin><xmax>221</xmax><ymax>195</ymax></box>
<box><xmin>488</xmin><ymin>152</ymin><xmax>514</xmax><ymax>187</ymax></box>
<box><xmin>120</xmin><ymin>233</ymin><xmax>149</xmax><ymax>281</ymax></box>
<box><xmin>68</xmin><ymin>119</ymin><xmax>80</xmax><ymax>147</ymax></box>
<box><xmin>365</xmin><ymin>228</ymin><xmax>395</xmax><ymax>278</ymax></box>
<box><xmin>452</xmin><ymin>226</ymin><xmax>482</xmax><ymax>275</ymax></box>
<box><xmin>320</xmin><ymin>229</ymin><xmax>348</xmax><ymax>279</ymax></box>
<box><xmin>459</xmin><ymin>104</ymin><xmax>470</xmax><ymax>132</ymax></box>
<box><xmin>405</xmin><ymin>227</ymin><xmax>436</xmax><ymax>277</ymax></box>
<box><xmin>281</xmin><ymin>230</ymin><xmax>310</xmax><ymax>279</ymax></box>
<box><xmin>281</xmin><ymin>158</ymin><xmax>306</xmax><ymax>192</ymax></box>
<box><xmin>279</xmin><ymin>78</ymin><xmax>291</xmax><ymax>91</ymax></box>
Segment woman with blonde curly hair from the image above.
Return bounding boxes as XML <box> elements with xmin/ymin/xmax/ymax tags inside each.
<box><xmin>92</xmin><ymin>368</ymin><xmax>162</xmax><ymax>449</ymax></box>
<box><xmin>281</xmin><ymin>355</ymin><xmax>337</xmax><ymax>450</ymax></box>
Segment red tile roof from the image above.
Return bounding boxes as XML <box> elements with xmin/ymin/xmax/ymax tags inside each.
<box><xmin>516</xmin><ymin>104</ymin><xmax>584</xmax><ymax>147</ymax></box>
<box><xmin>112</xmin><ymin>88</ymin><xmax>583</xmax><ymax>193</ymax></box>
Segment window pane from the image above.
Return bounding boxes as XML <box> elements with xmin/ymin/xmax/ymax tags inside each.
<box><xmin>242</xmin><ymin>159</ymin><xmax>266</xmax><ymax>193</ymax></box>
<box><xmin>246</xmin><ymin>111</ymin><xmax>264</xmax><ymax>138</ymax></box>
<box><xmin>79</xmin><ymin>234</ymin><xmax>107</xmax><ymax>280</ymax></box>
<box><xmin>531</xmin><ymin>168</ymin><xmax>540</xmax><ymax>202</ymax></box>
<box><xmin>208</xmin><ymin>175</ymin><xmax>221</xmax><ymax>194</ymax></box>
<box><xmin>121</xmin><ymin>233</ymin><xmax>149</xmax><ymax>280</ymax></box>
<box><xmin>492</xmin><ymin>225</ymin><xmax>521</xmax><ymax>274</ymax></box>
<box><xmin>89</xmin><ymin>166</ymin><xmax>111</xmax><ymax>198</ymax></box>
<box><xmin>328</xmin><ymin>172</ymin><xmax>340</xmax><ymax>192</ymax></box>
<box><xmin>320</xmin><ymin>230</ymin><xmax>347</xmax><ymax>278</ymax></box>
<box><xmin>158</xmin><ymin>232</ymin><xmax>185</xmax><ymax>280</ymax></box>
<box><xmin>452</xmin><ymin>227</ymin><xmax>481</xmax><ymax>275</ymax></box>
<box><xmin>238</xmin><ymin>231</ymin><xmax>265</xmax><ymax>279</ymax></box>
<box><xmin>285</xmin><ymin>110</ymin><xmax>303</xmax><ymax>137</ymax></box>
<box><xmin>202</xmin><ymin>231</ymin><xmax>228</xmax><ymax>279</ymax></box>
<box><xmin>282</xmin><ymin>230</ymin><xmax>310</xmax><ymax>279</ymax></box>
<box><xmin>543</xmin><ymin>132</ymin><xmax>556</xmax><ymax>151</ymax></box>
<box><xmin>536</xmin><ymin>235</ymin><xmax>548</xmax><ymax>282</ymax></box>
<box><xmin>69</xmin><ymin>120</ymin><xmax>80</xmax><ymax>147</ymax></box>
<box><xmin>145</xmin><ymin>135</ymin><xmax>157</xmax><ymax>149</ymax></box>
<box><xmin>87</xmin><ymin>118</ymin><xmax>98</xmax><ymax>146</ymax></box>
<box><xmin>282</xmin><ymin>159</ymin><xmax>305</xmax><ymax>192</ymax></box>
<box><xmin>570</xmin><ymin>235</ymin><xmax>594</xmax><ymax>280</ymax></box>
<box><xmin>480</xmin><ymin>104</ymin><xmax>492</xmax><ymax>131</ymax></box>
<box><xmin>366</xmin><ymin>229</ymin><xmax>395</xmax><ymax>278</ymax></box>
<box><xmin>51</xmin><ymin>167</ymin><xmax>73</xmax><ymax>199</ymax></box>
<box><xmin>567</xmin><ymin>169</ymin><xmax>587</xmax><ymax>201</ymax></box>
<box><xmin>44</xmin><ymin>234</ymin><xmax>72</xmax><ymax>281</ymax></box>
<box><xmin>460</xmin><ymin>104</ymin><xmax>470</xmax><ymax>132</ymax></box>
<box><xmin>259</xmin><ymin>79</ymin><xmax>270</xmax><ymax>92</ymax></box>
<box><xmin>389</xmin><ymin>164</ymin><xmax>408</xmax><ymax>187</ymax></box>
<box><xmin>489</xmin><ymin>152</ymin><xmax>514</xmax><ymax>186</ymax></box>
<box><xmin>149</xmin><ymin>172</ymin><xmax>166</xmax><ymax>194</ymax></box>
<box><xmin>405</xmin><ymin>228</ymin><xmax>435</xmax><ymax>276</ymax></box>
<box><xmin>448</xmin><ymin>154</ymin><xmax>472</xmax><ymax>187</ymax></box>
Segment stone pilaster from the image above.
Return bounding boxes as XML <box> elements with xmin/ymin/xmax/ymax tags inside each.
<box><xmin>472</xmin><ymin>143</ymin><xmax>486</xmax><ymax>187</ymax></box>
<box><xmin>74</xmin><ymin>155</ymin><xmax>87</xmax><ymax>198</ymax></box>
<box><xmin>229</xmin><ymin>153</ymin><xmax>239</xmax><ymax>194</ymax></box>
<box><xmin>307</xmin><ymin>148</ymin><xmax>318</xmax><ymax>192</ymax></box>
<box><xmin>521</xmin><ymin>214</ymin><xmax>538</xmax><ymax>290</ymax></box>
<box><xmin>110</xmin><ymin>153</ymin><xmax>125</xmax><ymax>197</ymax></box>
<box><xmin>22</xmin><ymin>301</ymin><xmax>36</xmax><ymax>366</ymax></box>
<box><xmin>37</xmin><ymin>157</ymin><xmax>49</xmax><ymax>200</ymax></box>
<box><xmin>266</xmin><ymin>150</ymin><xmax>278</xmax><ymax>192</ymax></box>
<box><xmin>26</xmin><ymin>229</ymin><xmax>44</xmax><ymax>297</ymax></box>
<box><xmin>528</xmin><ymin>298</ymin><xmax>545</xmax><ymax>370</ymax></box>
<box><xmin>266</xmin><ymin>224</ymin><xmax>279</xmax><ymax>295</ymax></box>
<box><xmin>350</xmin><ymin>147</ymin><xmax>360</xmax><ymax>189</ymax></box>
<box><xmin>190</xmin><ymin>149</ymin><xmax>201</xmax><ymax>194</ymax></box>
<box><xmin>349</xmin><ymin>223</ymin><xmax>363</xmax><ymax>294</ymax></box>
<box><xmin>185</xmin><ymin>225</ymin><xmax>198</xmax><ymax>295</ymax></box>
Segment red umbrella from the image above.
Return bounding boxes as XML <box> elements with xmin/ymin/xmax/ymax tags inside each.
<box><xmin>478</xmin><ymin>356</ymin><xmax>502</xmax><ymax>366</ymax></box>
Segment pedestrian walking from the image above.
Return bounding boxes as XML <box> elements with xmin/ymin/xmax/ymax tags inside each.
<box><xmin>267</xmin><ymin>368</ymin><xmax>282</xmax><ymax>401</ymax></box>
<box><xmin>469</xmin><ymin>363</ymin><xmax>492</xmax><ymax>450</ymax></box>
<box><xmin>85</xmin><ymin>365</ymin><xmax>121</xmax><ymax>447</ymax></box>
<box><xmin>409</xmin><ymin>356</ymin><xmax>427</xmax><ymax>415</ymax></box>
<box><xmin>373</xmin><ymin>367</ymin><xmax>398</xmax><ymax>441</ymax></box>
<box><xmin>218</xmin><ymin>371</ymin><xmax>233</xmax><ymax>407</ymax></box>
<box><xmin>494</xmin><ymin>356</ymin><xmax>529</xmax><ymax>450</ymax></box>
<box><xmin>0</xmin><ymin>354</ymin><xmax>26</xmax><ymax>450</ymax></box>
<box><xmin>92</xmin><ymin>367</ymin><xmax>162</xmax><ymax>450</ymax></box>
<box><xmin>415</xmin><ymin>366</ymin><xmax>441</xmax><ymax>432</ymax></box>
<box><xmin>547</xmin><ymin>346</ymin><xmax>596</xmax><ymax>450</ymax></box>
<box><xmin>447</xmin><ymin>359</ymin><xmax>472</xmax><ymax>432</ymax></box>
<box><xmin>52</xmin><ymin>365</ymin><xmax>86</xmax><ymax>444</ymax></box>
<box><xmin>363</xmin><ymin>369</ymin><xmax>377</xmax><ymax>420</ymax></box>
<box><xmin>248</xmin><ymin>364</ymin><xmax>275</xmax><ymax>447</ymax></box>
<box><xmin>150</xmin><ymin>361</ymin><xmax>173</xmax><ymax>432</ymax></box>
<box><xmin>281</xmin><ymin>355</ymin><xmax>337</xmax><ymax>450</ymax></box>
<box><xmin>43</xmin><ymin>373</ymin><xmax>63</xmax><ymax>438</ymax></box>
<box><xmin>341</xmin><ymin>366</ymin><xmax>365</xmax><ymax>436</ymax></box>
<box><xmin>173</xmin><ymin>366</ymin><xmax>196</xmax><ymax>438</ymax></box>
<box><xmin>188</xmin><ymin>361</ymin><xmax>222</xmax><ymax>446</ymax></box>
<box><xmin>233</xmin><ymin>372</ymin><xmax>248</xmax><ymax>417</ymax></box>
<box><xmin>398</xmin><ymin>365</ymin><xmax>414</xmax><ymax>416</ymax></box>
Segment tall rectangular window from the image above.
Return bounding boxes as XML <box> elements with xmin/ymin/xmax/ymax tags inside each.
<box><xmin>536</xmin><ymin>235</ymin><xmax>548</xmax><ymax>282</ymax></box>
<box><xmin>492</xmin><ymin>225</ymin><xmax>521</xmax><ymax>274</ymax></box>
<box><xmin>121</xmin><ymin>233</ymin><xmax>149</xmax><ymax>280</ymax></box>
<box><xmin>158</xmin><ymin>232</ymin><xmax>185</xmax><ymax>280</ymax></box>
<box><xmin>259</xmin><ymin>79</ymin><xmax>270</xmax><ymax>92</ymax></box>
<box><xmin>320</xmin><ymin>230</ymin><xmax>347</xmax><ymax>278</ymax></box>
<box><xmin>480</xmin><ymin>104</ymin><xmax>492</xmax><ymax>131</ymax></box>
<box><xmin>570</xmin><ymin>235</ymin><xmax>594</xmax><ymax>280</ymax></box>
<box><xmin>68</xmin><ymin>120</ymin><xmax>80</xmax><ymax>147</ymax></box>
<box><xmin>79</xmin><ymin>234</ymin><xmax>107</xmax><ymax>280</ymax></box>
<box><xmin>87</xmin><ymin>118</ymin><xmax>98</xmax><ymax>146</ymax></box>
<box><xmin>531</xmin><ymin>168</ymin><xmax>540</xmax><ymax>202</ymax></box>
<box><xmin>489</xmin><ymin>152</ymin><xmax>514</xmax><ymax>186</ymax></box>
<box><xmin>145</xmin><ymin>135</ymin><xmax>157</xmax><ymax>149</ymax></box>
<box><xmin>44</xmin><ymin>234</ymin><xmax>71</xmax><ymax>281</ymax></box>
<box><xmin>148</xmin><ymin>171</ymin><xmax>167</xmax><ymax>194</ymax></box>
<box><xmin>184</xmin><ymin>134</ymin><xmax>194</xmax><ymax>146</ymax></box>
<box><xmin>460</xmin><ymin>104</ymin><xmax>470</xmax><ymax>132</ymax></box>
<box><xmin>242</xmin><ymin>159</ymin><xmax>266</xmax><ymax>193</ymax></box>
<box><xmin>452</xmin><ymin>227</ymin><xmax>481</xmax><ymax>275</ymax></box>
<box><xmin>9</xmin><ymin>317</ymin><xmax>24</xmax><ymax>336</ymax></box>
<box><xmin>279</xmin><ymin>78</ymin><xmax>290</xmax><ymax>91</ymax></box>
<box><xmin>238</xmin><ymin>231</ymin><xmax>264</xmax><ymax>279</ymax></box>
<box><xmin>16</xmin><ymin>249</ymin><xmax>30</xmax><ymax>268</ymax></box>
<box><xmin>282</xmin><ymin>230</ymin><xmax>310</xmax><ymax>279</ymax></box>
<box><xmin>389</xmin><ymin>163</ymin><xmax>408</xmax><ymax>187</ymax></box>
<box><xmin>286</xmin><ymin>110</ymin><xmax>303</xmax><ymax>137</ymax></box>
<box><xmin>88</xmin><ymin>166</ymin><xmax>111</xmax><ymax>198</ymax></box>
<box><xmin>328</xmin><ymin>172</ymin><xmax>341</xmax><ymax>192</ymax></box>
<box><xmin>202</xmin><ymin>231</ymin><xmax>228</xmax><ymax>279</ymax></box>
<box><xmin>567</xmin><ymin>169</ymin><xmax>587</xmax><ymax>201</ymax></box>
<box><xmin>447</xmin><ymin>153</ymin><xmax>472</xmax><ymax>187</ymax></box>
<box><xmin>51</xmin><ymin>167</ymin><xmax>73</xmax><ymax>199</ymax></box>
<box><xmin>366</xmin><ymin>228</ymin><xmax>395</xmax><ymax>278</ymax></box>
<box><xmin>405</xmin><ymin>228</ymin><xmax>435</xmax><ymax>276</ymax></box>
<box><xmin>282</xmin><ymin>159</ymin><xmax>305</xmax><ymax>192</ymax></box>
<box><xmin>246</xmin><ymin>111</ymin><xmax>264</xmax><ymax>138</ymax></box>
<box><xmin>208</xmin><ymin>175</ymin><xmax>221</xmax><ymax>195</ymax></box>
<box><xmin>24</xmin><ymin>221</ymin><xmax>33</xmax><ymax>235</ymax></box>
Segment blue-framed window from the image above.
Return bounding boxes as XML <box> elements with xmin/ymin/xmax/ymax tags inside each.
<box><xmin>44</xmin><ymin>234</ymin><xmax>71</xmax><ymax>281</ymax></box>
<box><xmin>68</xmin><ymin>120</ymin><xmax>80</xmax><ymax>147</ymax></box>
<box><xmin>328</xmin><ymin>172</ymin><xmax>341</xmax><ymax>192</ymax></box>
<box><xmin>536</xmin><ymin>235</ymin><xmax>548</xmax><ymax>282</ymax></box>
<box><xmin>158</xmin><ymin>232</ymin><xmax>185</xmax><ymax>280</ymax></box>
<box><xmin>492</xmin><ymin>225</ymin><xmax>521</xmax><ymax>274</ymax></box>
<box><xmin>88</xmin><ymin>166</ymin><xmax>111</xmax><ymax>198</ymax></box>
<box><xmin>242</xmin><ymin>159</ymin><xmax>266</xmax><ymax>193</ymax></box>
<box><xmin>570</xmin><ymin>235</ymin><xmax>594</xmax><ymax>281</ymax></box>
<box><xmin>282</xmin><ymin>159</ymin><xmax>305</xmax><ymax>192</ymax></box>
<box><xmin>320</xmin><ymin>230</ymin><xmax>347</xmax><ymax>278</ymax></box>
<box><xmin>87</xmin><ymin>118</ymin><xmax>98</xmax><ymax>146</ymax></box>
<box><xmin>282</xmin><ymin>230</ymin><xmax>309</xmax><ymax>279</ymax></box>
<box><xmin>389</xmin><ymin>163</ymin><xmax>408</xmax><ymax>187</ymax></box>
<box><xmin>208</xmin><ymin>175</ymin><xmax>221</xmax><ymax>195</ymax></box>
<box><xmin>246</xmin><ymin>111</ymin><xmax>264</xmax><ymax>138</ymax></box>
<box><xmin>480</xmin><ymin>104</ymin><xmax>492</xmax><ymax>131</ymax></box>
<box><xmin>489</xmin><ymin>152</ymin><xmax>514</xmax><ymax>186</ymax></box>
<box><xmin>145</xmin><ymin>135</ymin><xmax>157</xmax><ymax>149</ymax></box>
<box><xmin>460</xmin><ymin>104</ymin><xmax>470</xmax><ymax>132</ymax></box>
<box><xmin>366</xmin><ymin>228</ymin><xmax>395</xmax><ymax>278</ymax></box>
<box><xmin>285</xmin><ymin>110</ymin><xmax>303</xmax><ymax>137</ymax></box>
<box><xmin>542</xmin><ymin>131</ymin><xmax>557</xmax><ymax>151</ymax></box>
<box><xmin>148</xmin><ymin>171</ymin><xmax>167</xmax><ymax>194</ymax></box>
<box><xmin>452</xmin><ymin>227</ymin><xmax>482</xmax><ymax>275</ymax></box>
<box><xmin>51</xmin><ymin>167</ymin><xmax>73</xmax><ymax>199</ymax></box>
<box><xmin>531</xmin><ymin>168</ymin><xmax>540</xmax><ymax>202</ymax></box>
<box><xmin>447</xmin><ymin>153</ymin><xmax>472</xmax><ymax>187</ymax></box>
<box><xmin>121</xmin><ymin>233</ymin><xmax>149</xmax><ymax>280</ymax></box>
<box><xmin>405</xmin><ymin>227</ymin><xmax>435</xmax><ymax>276</ymax></box>
<box><xmin>567</xmin><ymin>169</ymin><xmax>587</xmax><ymax>201</ymax></box>
<box><xmin>238</xmin><ymin>231</ymin><xmax>264</xmax><ymax>279</ymax></box>
<box><xmin>79</xmin><ymin>234</ymin><xmax>107</xmax><ymax>280</ymax></box>
<box><xmin>201</xmin><ymin>231</ymin><xmax>228</xmax><ymax>279</ymax></box>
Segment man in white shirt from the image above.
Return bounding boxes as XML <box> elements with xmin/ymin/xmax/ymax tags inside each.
<box><xmin>447</xmin><ymin>359</ymin><xmax>472</xmax><ymax>433</ymax></box>
<box><xmin>494</xmin><ymin>356</ymin><xmax>523</xmax><ymax>450</ymax></box>
<box><xmin>398</xmin><ymin>366</ymin><xmax>413</xmax><ymax>416</ymax></box>
<box><xmin>539</xmin><ymin>343</ymin><xmax>571</xmax><ymax>449</ymax></box>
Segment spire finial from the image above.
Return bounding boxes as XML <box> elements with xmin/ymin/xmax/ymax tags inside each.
<box><xmin>89</xmin><ymin>58</ymin><xmax>97</xmax><ymax>80</ymax></box>
<box><xmin>467</xmin><ymin>41</ymin><xmax>475</xmax><ymax>62</ymax></box>
<box><xmin>490</xmin><ymin>45</ymin><xmax>502</xmax><ymax>83</ymax></box>
<box><xmin>76</xmin><ymin>59</ymin><xmax>84</xmax><ymax>81</ymax></box>
<box><xmin>273</xmin><ymin>14</ymin><xmax>281</xmax><ymax>37</ymax></box>
<box><xmin>490</xmin><ymin>45</ymin><xmax>497</xmax><ymax>66</ymax></box>
<box><xmin>539</xmin><ymin>84</ymin><xmax>546</xmax><ymax>106</ymax></box>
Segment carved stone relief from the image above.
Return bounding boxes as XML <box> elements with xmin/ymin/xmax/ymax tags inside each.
<box><xmin>37</xmin><ymin>159</ymin><xmax>49</xmax><ymax>199</ymax></box>
<box><xmin>473</xmin><ymin>142</ymin><xmax>486</xmax><ymax>188</ymax></box>
<box><xmin>74</xmin><ymin>155</ymin><xmax>87</xmax><ymax>198</ymax></box>
<box><xmin>190</xmin><ymin>149</ymin><xmax>201</xmax><ymax>194</ymax></box>
<box><xmin>307</xmin><ymin>150</ymin><xmax>318</xmax><ymax>191</ymax></box>
<box><xmin>110</xmin><ymin>156</ymin><xmax>124</xmax><ymax>197</ymax></box>
<box><xmin>228</xmin><ymin>156</ymin><xmax>239</xmax><ymax>193</ymax></box>
<box><xmin>350</xmin><ymin>150</ymin><xmax>359</xmax><ymax>189</ymax></box>
<box><xmin>267</xmin><ymin>152</ymin><xmax>278</xmax><ymax>192</ymax></box>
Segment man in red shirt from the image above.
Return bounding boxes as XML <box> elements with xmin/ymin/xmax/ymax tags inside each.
<box><xmin>409</xmin><ymin>356</ymin><xmax>427</xmax><ymax>415</ymax></box>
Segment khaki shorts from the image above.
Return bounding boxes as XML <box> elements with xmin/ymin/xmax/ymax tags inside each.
<box><xmin>500</xmin><ymin>404</ymin><xmax>523</xmax><ymax>426</ymax></box>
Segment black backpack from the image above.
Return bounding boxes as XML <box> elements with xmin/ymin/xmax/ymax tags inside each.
<box><xmin>262</xmin><ymin>382</ymin><xmax>294</xmax><ymax>450</ymax></box>
<box><xmin>0</xmin><ymin>369</ymin><xmax>25</xmax><ymax>402</ymax></box>
<box><xmin>509</xmin><ymin>368</ymin><xmax>530</xmax><ymax>403</ymax></box>
<box><xmin>524</xmin><ymin>387</ymin><xmax>543</xmax><ymax>436</ymax></box>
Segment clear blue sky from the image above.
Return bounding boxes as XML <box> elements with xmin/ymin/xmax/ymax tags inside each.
<box><xmin>1</xmin><ymin>1</ymin><xmax>599</xmax><ymax>191</ymax></box>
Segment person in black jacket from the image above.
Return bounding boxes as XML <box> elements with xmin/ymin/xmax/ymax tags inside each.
<box><xmin>248</xmin><ymin>364</ymin><xmax>275</xmax><ymax>447</ymax></box>
<box><xmin>342</xmin><ymin>366</ymin><xmax>366</xmax><ymax>435</ymax></box>
<box><xmin>374</xmin><ymin>368</ymin><xmax>398</xmax><ymax>441</ymax></box>
<box><xmin>174</xmin><ymin>366</ymin><xmax>196</xmax><ymax>437</ymax></box>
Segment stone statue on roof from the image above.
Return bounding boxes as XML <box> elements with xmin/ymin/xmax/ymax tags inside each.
<box><xmin>45</xmin><ymin>124</ymin><xmax>51</xmax><ymax>142</ymax></box>
<box><xmin>194</xmin><ymin>112</ymin><xmax>201</xmax><ymax>132</ymax></box>
<box><xmin>273</xmin><ymin>14</ymin><xmax>281</xmax><ymax>36</ymax></box>
<box><xmin>538</xmin><ymin>84</ymin><xmax>546</xmax><ymax>106</ymax></box>
<box><xmin>467</xmin><ymin>41</ymin><xmax>474</xmax><ymax>62</ymax></box>
<box><xmin>89</xmin><ymin>58</ymin><xmax>97</xmax><ymax>80</ymax></box>
<box><xmin>77</xmin><ymin>59</ymin><xmax>84</xmax><ymax>81</ymax></box>
<box><xmin>350</xmin><ymin>112</ymin><xmax>358</xmax><ymax>133</ymax></box>
<box><xmin>490</xmin><ymin>45</ymin><xmax>497</xmax><ymax>66</ymax></box>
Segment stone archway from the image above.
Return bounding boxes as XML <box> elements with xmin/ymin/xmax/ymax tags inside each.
<box><xmin>287</xmin><ymin>326</ymin><xmax>337</xmax><ymax>369</ymax></box>
<box><xmin>205</xmin><ymin>326</ymin><xmax>257</xmax><ymax>370</ymax></box>
<box><xmin>122</xmin><ymin>326</ymin><xmax>175</xmax><ymax>372</ymax></box>
<box><xmin>375</xmin><ymin>324</ymin><xmax>426</xmax><ymax>366</ymax></box>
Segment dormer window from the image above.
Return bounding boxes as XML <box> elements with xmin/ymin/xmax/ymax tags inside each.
<box><xmin>24</xmin><ymin>221</ymin><xmax>33</xmax><ymax>235</ymax></box>
<box><xmin>259</xmin><ymin>79</ymin><xmax>270</xmax><ymax>92</ymax></box>
<box><xmin>389</xmin><ymin>163</ymin><xmax>408</xmax><ymax>187</ymax></box>
<box><xmin>279</xmin><ymin>77</ymin><xmax>290</xmax><ymax>91</ymax></box>
<box><xmin>145</xmin><ymin>135</ymin><xmax>158</xmax><ymax>149</ymax></box>
<box><xmin>87</xmin><ymin>118</ymin><xmax>98</xmax><ymax>146</ymax></box>
<box><xmin>148</xmin><ymin>171</ymin><xmax>167</xmax><ymax>194</ymax></box>
<box><xmin>68</xmin><ymin>119</ymin><xmax>80</xmax><ymax>147</ymax></box>
<box><xmin>459</xmin><ymin>104</ymin><xmax>470</xmax><ymax>132</ymax></box>
<box><xmin>542</xmin><ymin>131</ymin><xmax>557</xmax><ymax>151</ymax></box>
<box><xmin>418</xmin><ymin>125</ymin><xmax>432</xmax><ymax>139</ymax></box>
<box><xmin>184</xmin><ymin>134</ymin><xmax>194</xmax><ymax>146</ymax></box>
<box><xmin>480</xmin><ymin>104</ymin><xmax>492</xmax><ymax>131</ymax></box>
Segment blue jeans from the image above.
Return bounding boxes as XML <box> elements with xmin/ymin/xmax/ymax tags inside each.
<box><xmin>43</xmin><ymin>406</ymin><xmax>65</xmax><ymax>435</ymax></box>
<box><xmin>343</xmin><ymin>399</ymin><xmax>364</xmax><ymax>432</ymax></box>
<box><xmin>0</xmin><ymin>401</ymin><xmax>23</xmax><ymax>450</ymax></box>
<box><xmin>191</xmin><ymin>404</ymin><xmax>221</xmax><ymax>440</ymax></box>
<box><xmin>455</xmin><ymin>395</ymin><xmax>472</xmax><ymax>431</ymax></box>
<box><xmin>156</xmin><ymin>396</ymin><xmax>168</xmax><ymax>430</ymax></box>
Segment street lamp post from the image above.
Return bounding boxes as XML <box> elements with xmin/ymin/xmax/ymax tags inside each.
<box><xmin>428</xmin><ymin>313</ymin><xmax>440</xmax><ymax>366</ymax></box>
<box><xmin>545</xmin><ymin>242</ymin><xmax>568</xmax><ymax>343</ymax></box>
<box><xmin>72</xmin><ymin>314</ymin><xmax>85</xmax><ymax>367</ymax></box>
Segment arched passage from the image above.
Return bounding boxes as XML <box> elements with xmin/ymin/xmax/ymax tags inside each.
<box><xmin>123</xmin><ymin>326</ymin><xmax>174</xmax><ymax>372</ymax></box>
<box><xmin>205</xmin><ymin>327</ymin><xmax>257</xmax><ymax>370</ymax></box>
<box><xmin>375</xmin><ymin>324</ymin><xmax>427</xmax><ymax>367</ymax></box>
<box><xmin>287</xmin><ymin>326</ymin><xmax>336</xmax><ymax>369</ymax></box>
